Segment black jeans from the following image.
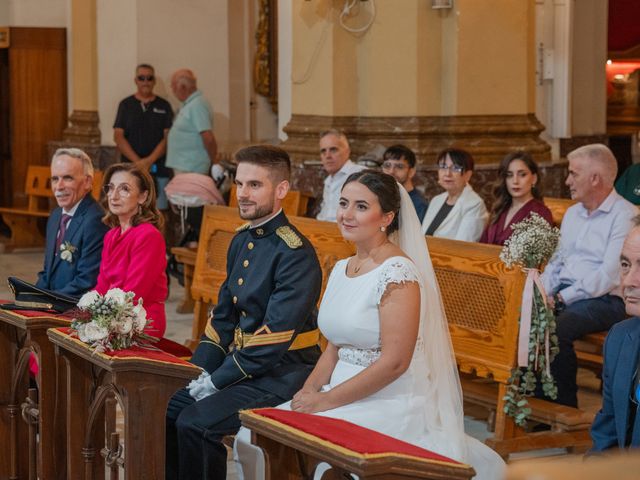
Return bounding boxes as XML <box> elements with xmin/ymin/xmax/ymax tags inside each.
<box><xmin>544</xmin><ymin>295</ymin><xmax>627</xmax><ymax>407</ymax></box>
<box><xmin>165</xmin><ymin>383</ymin><xmax>286</xmax><ymax>480</ymax></box>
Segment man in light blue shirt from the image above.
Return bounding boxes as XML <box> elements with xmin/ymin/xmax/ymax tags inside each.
<box><xmin>542</xmin><ymin>144</ymin><xmax>637</xmax><ymax>407</ymax></box>
<box><xmin>166</xmin><ymin>69</ymin><xmax>218</xmax><ymax>175</ymax></box>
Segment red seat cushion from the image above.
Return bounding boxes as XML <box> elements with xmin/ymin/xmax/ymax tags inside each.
<box><xmin>250</xmin><ymin>408</ymin><xmax>463</xmax><ymax>465</ymax></box>
<box><xmin>155</xmin><ymin>337</ymin><xmax>193</xmax><ymax>359</ymax></box>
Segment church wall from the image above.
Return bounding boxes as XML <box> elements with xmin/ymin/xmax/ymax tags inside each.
<box><xmin>4</xmin><ymin>0</ymin><xmax>67</xmax><ymax>27</ymax></box>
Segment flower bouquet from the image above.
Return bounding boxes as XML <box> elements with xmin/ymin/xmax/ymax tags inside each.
<box><xmin>500</xmin><ymin>213</ymin><xmax>561</xmax><ymax>427</ymax></box>
<box><xmin>70</xmin><ymin>288</ymin><xmax>154</xmax><ymax>352</ymax></box>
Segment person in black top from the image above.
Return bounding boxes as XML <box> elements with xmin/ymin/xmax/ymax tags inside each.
<box><xmin>381</xmin><ymin>144</ymin><xmax>428</xmax><ymax>222</ymax></box>
<box><xmin>113</xmin><ymin>64</ymin><xmax>174</xmax><ymax>210</ymax></box>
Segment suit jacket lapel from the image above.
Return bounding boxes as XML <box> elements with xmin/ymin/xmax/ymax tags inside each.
<box><xmin>50</xmin><ymin>195</ymin><xmax>93</xmax><ymax>273</ymax></box>
<box><xmin>46</xmin><ymin>208</ymin><xmax>62</xmax><ymax>273</ymax></box>
<box><xmin>615</xmin><ymin>329</ymin><xmax>640</xmax><ymax>447</ymax></box>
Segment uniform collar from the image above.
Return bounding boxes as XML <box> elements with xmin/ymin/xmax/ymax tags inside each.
<box><xmin>248</xmin><ymin>209</ymin><xmax>287</xmax><ymax>238</ymax></box>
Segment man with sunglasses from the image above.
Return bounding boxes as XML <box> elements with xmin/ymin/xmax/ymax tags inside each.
<box><xmin>113</xmin><ymin>64</ymin><xmax>174</xmax><ymax>210</ymax></box>
<box><xmin>591</xmin><ymin>216</ymin><xmax>640</xmax><ymax>451</ymax></box>
<box><xmin>35</xmin><ymin>148</ymin><xmax>109</xmax><ymax>297</ymax></box>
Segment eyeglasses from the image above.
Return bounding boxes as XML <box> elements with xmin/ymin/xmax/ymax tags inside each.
<box><xmin>136</xmin><ymin>75</ymin><xmax>155</xmax><ymax>82</ymax></box>
<box><xmin>103</xmin><ymin>183</ymin><xmax>134</xmax><ymax>198</ymax></box>
<box><xmin>438</xmin><ymin>163</ymin><xmax>464</xmax><ymax>174</ymax></box>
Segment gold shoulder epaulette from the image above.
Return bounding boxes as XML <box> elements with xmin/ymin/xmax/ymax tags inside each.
<box><xmin>235</xmin><ymin>222</ymin><xmax>251</xmax><ymax>232</ymax></box>
<box><xmin>276</xmin><ymin>226</ymin><xmax>303</xmax><ymax>249</ymax></box>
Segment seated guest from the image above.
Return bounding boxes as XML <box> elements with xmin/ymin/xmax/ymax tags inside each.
<box><xmin>316</xmin><ymin>129</ymin><xmax>365</xmax><ymax>222</ymax></box>
<box><xmin>421</xmin><ymin>148</ymin><xmax>488</xmax><ymax>241</ymax></box>
<box><xmin>94</xmin><ymin>163</ymin><xmax>168</xmax><ymax>337</ymax></box>
<box><xmin>590</xmin><ymin>217</ymin><xmax>640</xmax><ymax>451</ymax></box>
<box><xmin>615</xmin><ymin>163</ymin><xmax>640</xmax><ymax>206</ymax></box>
<box><xmin>381</xmin><ymin>144</ymin><xmax>428</xmax><ymax>222</ymax></box>
<box><xmin>480</xmin><ymin>151</ymin><xmax>553</xmax><ymax>246</ymax></box>
<box><xmin>542</xmin><ymin>144</ymin><xmax>637</xmax><ymax>408</ymax></box>
<box><xmin>36</xmin><ymin>148</ymin><xmax>109</xmax><ymax>297</ymax></box>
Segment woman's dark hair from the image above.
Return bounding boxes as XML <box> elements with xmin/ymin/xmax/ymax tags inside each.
<box><xmin>488</xmin><ymin>151</ymin><xmax>542</xmax><ymax>225</ymax></box>
<box><xmin>342</xmin><ymin>169</ymin><xmax>401</xmax><ymax>234</ymax></box>
<box><xmin>101</xmin><ymin>163</ymin><xmax>164</xmax><ymax>231</ymax></box>
<box><xmin>436</xmin><ymin>148</ymin><xmax>475</xmax><ymax>172</ymax></box>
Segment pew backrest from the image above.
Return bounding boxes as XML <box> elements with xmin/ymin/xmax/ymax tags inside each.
<box><xmin>426</xmin><ymin>236</ymin><xmax>526</xmax><ymax>383</ymax></box>
<box><xmin>544</xmin><ymin>197</ymin><xmax>575</xmax><ymax>227</ymax></box>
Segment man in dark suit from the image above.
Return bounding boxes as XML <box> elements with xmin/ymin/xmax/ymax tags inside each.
<box><xmin>590</xmin><ymin>215</ymin><xmax>640</xmax><ymax>451</ymax></box>
<box><xmin>165</xmin><ymin>145</ymin><xmax>322</xmax><ymax>480</ymax></box>
<box><xmin>35</xmin><ymin>148</ymin><xmax>109</xmax><ymax>297</ymax></box>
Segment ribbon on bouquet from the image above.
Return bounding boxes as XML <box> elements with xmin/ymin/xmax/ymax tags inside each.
<box><xmin>518</xmin><ymin>268</ymin><xmax>550</xmax><ymax>374</ymax></box>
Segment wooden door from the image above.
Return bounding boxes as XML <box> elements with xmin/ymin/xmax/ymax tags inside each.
<box><xmin>8</xmin><ymin>27</ymin><xmax>67</xmax><ymax>207</ymax></box>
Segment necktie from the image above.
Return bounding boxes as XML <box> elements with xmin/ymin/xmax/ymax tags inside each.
<box><xmin>55</xmin><ymin>214</ymin><xmax>72</xmax><ymax>252</ymax></box>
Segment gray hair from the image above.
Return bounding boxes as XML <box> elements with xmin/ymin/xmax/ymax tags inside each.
<box><xmin>567</xmin><ymin>143</ymin><xmax>617</xmax><ymax>186</ymax></box>
<box><xmin>51</xmin><ymin>148</ymin><xmax>94</xmax><ymax>177</ymax></box>
<box><xmin>319</xmin><ymin>128</ymin><xmax>349</xmax><ymax>145</ymax></box>
<box><xmin>173</xmin><ymin>69</ymin><xmax>197</xmax><ymax>89</ymax></box>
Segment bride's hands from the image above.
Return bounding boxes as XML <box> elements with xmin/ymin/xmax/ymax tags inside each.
<box><xmin>290</xmin><ymin>389</ymin><xmax>331</xmax><ymax>414</ymax></box>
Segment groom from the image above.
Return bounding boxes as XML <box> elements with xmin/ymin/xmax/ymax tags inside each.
<box><xmin>165</xmin><ymin>145</ymin><xmax>322</xmax><ymax>479</ymax></box>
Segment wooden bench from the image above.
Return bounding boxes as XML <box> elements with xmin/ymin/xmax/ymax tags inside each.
<box><xmin>187</xmin><ymin>205</ymin><xmax>353</xmax><ymax>349</ymax></box>
<box><xmin>426</xmin><ymin>236</ymin><xmax>593</xmax><ymax>457</ymax></box>
<box><xmin>0</xmin><ymin>166</ymin><xmax>103</xmax><ymax>252</ymax></box>
<box><xmin>544</xmin><ymin>196</ymin><xmax>575</xmax><ymax>227</ymax></box>
<box><xmin>240</xmin><ymin>408</ymin><xmax>476</xmax><ymax>480</ymax></box>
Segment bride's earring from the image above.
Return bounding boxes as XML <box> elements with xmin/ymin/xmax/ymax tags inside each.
<box><xmin>380</xmin><ymin>226</ymin><xmax>386</xmax><ymax>232</ymax></box>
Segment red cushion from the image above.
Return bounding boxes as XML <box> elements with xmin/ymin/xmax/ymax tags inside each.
<box><xmin>52</xmin><ymin>327</ymin><xmax>195</xmax><ymax>368</ymax></box>
<box><xmin>155</xmin><ymin>337</ymin><xmax>193</xmax><ymax>359</ymax></box>
<box><xmin>251</xmin><ymin>408</ymin><xmax>462</xmax><ymax>465</ymax></box>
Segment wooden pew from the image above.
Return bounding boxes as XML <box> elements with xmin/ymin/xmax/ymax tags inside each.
<box><xmin>0</xmin><ymin>166</ymin><xmax>103</xmax><ymax>251</ymax></box>
<box><xmin>426</xmin><ymin>236</ymin><xmax>593</xmax><ymax>457</ymax></box>
<box><xmin>544</xmin><ymin>197</ymin><xmax>575</xmax><ymax>227</ymax></box>
<box><xmin>187</xmin><ymin>205</ymin><xmax>354</xmax><ymax>349</ymax></box>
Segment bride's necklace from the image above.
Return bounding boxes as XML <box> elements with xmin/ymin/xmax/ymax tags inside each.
<box><xmin>352</xmin><ymin>257</ymin><xmax>373</xmax><ymax>274</ymax></box>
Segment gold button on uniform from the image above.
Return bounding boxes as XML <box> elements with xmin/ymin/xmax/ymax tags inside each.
<box><xmin>233</xmin><ymin>296</ymin><xmax>238</xmax><ymax>304</ymax></box>
<box><xmin>256</xmin><ymin>228</ymin><xmax>264</xmax><ymax>236</ymax></box>
<box><xmin>247</xmin><ymin>242</ymin><xmax>254</xmax><ymax>250</ymax></box>
<box><xmin>238</xmin><ymin>278</ymin><xmax>244</xmax><ymax>286</ymax></box>
<box><xmin>243</xmin><ymin>260</ymin><xmax>249</xmax><ymax>267</ymax></box>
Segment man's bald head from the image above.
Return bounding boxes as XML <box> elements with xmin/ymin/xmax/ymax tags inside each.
<box><xmin>171</xmin><ymin>68</ymin><xmax>197</xmax><ymax>101</ymax></box>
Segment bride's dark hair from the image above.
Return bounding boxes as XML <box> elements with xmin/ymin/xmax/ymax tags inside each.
<box><xmin>342</xmin><ymin>169</ymin><xmax>401</xmax><ymax>234</ymax></box>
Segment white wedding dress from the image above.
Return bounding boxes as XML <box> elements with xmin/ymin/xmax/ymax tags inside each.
<box><xmin>234</xmin><ymin>255</ymin><xmax>505</xmax><ymax>480</ymax></box>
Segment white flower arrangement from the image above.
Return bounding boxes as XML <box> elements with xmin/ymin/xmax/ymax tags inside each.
<box><xmin>59</xmin><ymin>241</ymin><xmax>77</xmax><ymax>263</ymax></box>
<box><xmin>500</xmin><ymin>212</ymin><xmax>561</xmax><ymax>427</ymax></box>
<box><xmin>500</xmin><ymin>213</ymin><xmax>560</xmax><ymax>270</ymax></box>
<box><xmin>71</xmin><ymin>288</ymin><xmax>153</xmax><ymax>352</ymax></box>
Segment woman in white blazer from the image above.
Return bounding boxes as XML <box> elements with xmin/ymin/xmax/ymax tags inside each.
<box><xmin>421</xmin><ymin>148</ymin><xmax>488</xmax><ymax>242</ymax></box>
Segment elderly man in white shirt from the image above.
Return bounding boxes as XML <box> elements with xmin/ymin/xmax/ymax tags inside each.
<box><xmin>541</xmin><ymin>144</ymin><xmax>637</xmax><ymax>408</ymax></box>
<box><xmin>316</xmin><ymin>130</ymin><xmax>365</xmax><ymax>222</ymax></box>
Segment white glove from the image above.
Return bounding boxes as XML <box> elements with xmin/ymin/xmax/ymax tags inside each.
<box><xmin>188</xmin><ymin>371</ymin><xmax>217</xmax><ymax>400</ymax></box>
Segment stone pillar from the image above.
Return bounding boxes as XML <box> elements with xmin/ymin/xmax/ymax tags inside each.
<box><xmin>62</xmin><ymin>0</ymin><xmax>100</xmax><ymax>144</ymax></box>
<box><xmin>283</xmin><ymin>0</ymin><xmax>550</xmax><ymax>166</ymax></box>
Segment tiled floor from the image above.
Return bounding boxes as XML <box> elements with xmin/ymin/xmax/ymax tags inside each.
<box><xmin>0</xmin><ymin>249</ymin><xmax>604</xmax><ymax>478</ymax></box>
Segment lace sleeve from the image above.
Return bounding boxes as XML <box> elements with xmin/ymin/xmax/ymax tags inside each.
<box><xmin>374</xmin><ymin>258</ymin><xmax>421</xmax><ymax>305</ymax></box>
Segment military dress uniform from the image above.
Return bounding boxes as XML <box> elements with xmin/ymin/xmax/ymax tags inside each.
<box><xmin>166</xmin><ymin>210</ymin><xmax>322</xmax><ymax>480</ymax></box>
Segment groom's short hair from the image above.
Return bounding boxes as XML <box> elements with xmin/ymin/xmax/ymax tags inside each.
<box><xmin>234</xmin><ymin>145</ymin><xmax>291</xmax><ymax>183</ymax></box>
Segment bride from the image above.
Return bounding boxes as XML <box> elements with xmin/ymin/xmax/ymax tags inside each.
<box><xmin>234</xmin><ymin>170</ymin><xmax>505</xmax><ymax>479</ymax></box>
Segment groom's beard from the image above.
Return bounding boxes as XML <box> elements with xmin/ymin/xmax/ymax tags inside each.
<box><xmin>238</xmin><ymin>200</ymin><xmax>275</xmax><ymax>221</ymax></box>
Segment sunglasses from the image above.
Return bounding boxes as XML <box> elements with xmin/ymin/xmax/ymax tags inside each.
<box><xmin>136</xmin><ymin>75</ymin><xmax>155</xmax><ymax>82</ymax></box>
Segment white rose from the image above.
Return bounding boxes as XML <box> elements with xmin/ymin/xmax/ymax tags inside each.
<box><xmin>78</xmin><ymin>321</ymin><xmax>109</xmax><ymax>343</ymax></box>
<box><xmin>77</xmin><ymin>290</ymin><xmax>101</xmax><ymax>309</ymax></box>
<box><xmin>105</xmin><ymin>288</ymin><xmax>128</xmax><ymax>305</ymax></box>
<box><xmin>60</xmin><ymin>250</ymin><xmax>73</xmax><ymax>262</ymax></box>
<box><xmin>133</xmin><ymin>302</ymin><xmax>147</xmax><ymax>333</ymax></box>
<box><xmin>114</xmin><ymin>317</ymin><xmax>133</xmax><ymax>335</ymax></box>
